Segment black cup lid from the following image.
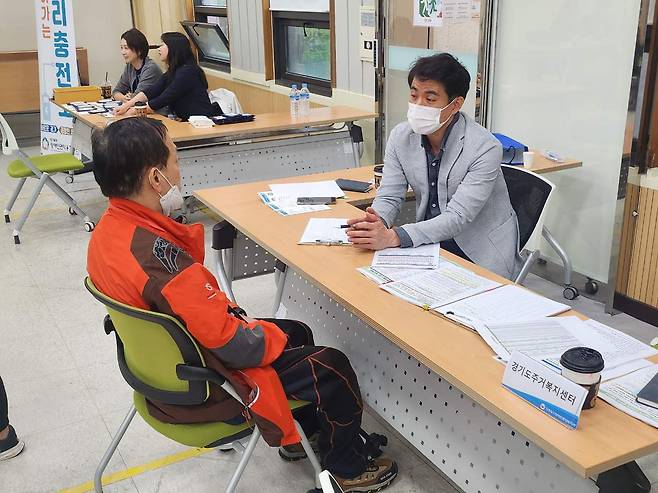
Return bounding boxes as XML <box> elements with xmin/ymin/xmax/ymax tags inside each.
<box><xmin>560</xmin><ymin>347</ymin><xmax>604</xmax><ymax>373</ymax></box>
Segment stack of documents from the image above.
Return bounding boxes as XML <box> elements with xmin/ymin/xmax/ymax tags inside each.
<box><xmin>268</xmin><ymin>180</ymin><xmax>345</xmax><ymax>202</ymax></box>
<box><xmin>259</xmin><ymin>180</ymin><xmax>345</xmax><ymax>216</ymax></box>
<box><xmin>258</xmin><ymin>191</ymin><xmax>330</xmax><ymax>216</ymax></box>
<box><xmin>372</xmin><ymin>244</ymin><xmax>440</xmax><ymax>269</ymax></box>
<box><xmin>298</xmin><ymin>218</ymin><xmax>349</xmax><ymax>245</ymax></box>
<box><xmin>359</xmin><ymin>244</ymin><xmax>442</xmax><ymax>284</ymax></box>
<box><xmin>380</xmin><ymin>263</ymin><xmax>501</xmax><ymax>309</ymax></box>
<box><xmin>475</xmin><ymin>316</ymin><xmax>657</xmax><ymax>382</ymax></box>
<box><xmin>599</xmin><ymin>365</ymin><xmax>658</xmax><ymax>428</ymax></box>
<box><xmin>436</xmin><ymin>285</ymin><xmax>570</xmax><ymax>328</ymax></box>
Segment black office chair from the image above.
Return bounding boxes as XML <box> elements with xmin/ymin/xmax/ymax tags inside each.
<box><xmin>501</xmin><ymin>164</ymin><xmax>555</xmax><ymax>284</ymax></box>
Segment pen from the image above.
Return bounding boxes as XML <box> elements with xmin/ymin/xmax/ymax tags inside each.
<box><xmin>339</xmin><ymin>224</ymin><xmax>350</xmax><ymax>228</ymax></box>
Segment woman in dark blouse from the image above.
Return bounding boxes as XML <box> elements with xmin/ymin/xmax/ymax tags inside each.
<box><xmin>114</xmin><ymin>32</ymin><xmax>215</xmax><ymax>121</ymax></box>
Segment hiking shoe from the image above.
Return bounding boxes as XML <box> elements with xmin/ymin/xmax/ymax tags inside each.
<box><xmin>0</xmin><ymin>426</ymin><xmax>24</xmax><ymax>461</ymax></box>
<box><xmin>278</xmin><ymin>433</ymin><xmax>320</xmax><ymax>461</ymax></box>
<box><xmin>336</xmin><ymin>456</ymin><xmax>398</xmax><ymax>492</ymax></box>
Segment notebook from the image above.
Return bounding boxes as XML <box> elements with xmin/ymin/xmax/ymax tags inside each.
<box><xmin>636</xmin><ymin>372</ymin><xmax>658</xmax><ymax>409</ymax></box>
<box><xmin>298</xmin><ymin>218</ymin><xmax>349</xmax><ymax>245</ymax></box>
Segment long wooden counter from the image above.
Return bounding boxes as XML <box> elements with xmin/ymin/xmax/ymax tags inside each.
<box><xmin>60</xmin><ymin>105</ymin><xmax>378</xmax><ymax>144</ymax></box>
<box><xmin>195</xmin><ymin>166</ymin><xmax>658</xmax><ymax>479</ymax></box>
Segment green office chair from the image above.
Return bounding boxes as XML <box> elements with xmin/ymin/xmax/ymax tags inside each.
<box><xmin>0</xmin><ymin>112</ymin><xmax>95</xmax><ymax>244</ymax></box>
<box><xmin>84</xmin><ymin>277</ymin><xmax>323</xmax><ymax>493</ymax></box>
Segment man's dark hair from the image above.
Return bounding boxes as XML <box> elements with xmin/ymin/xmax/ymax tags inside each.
<box><xmin>92</xmin><ymin>118</ymin><xmax>170</xmax><ymax>198</ymax></box>
<box><xmin>121</xmin><ymin>28</ymin><xmax>150</xmax><ymax>61</ymax></box>
<box><xmin>408</xmin><ymin>53</ymin><xmax>470</xmax><ymax>100</ymax></box>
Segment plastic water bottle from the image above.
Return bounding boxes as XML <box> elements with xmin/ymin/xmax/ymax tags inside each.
<box><xmin>289</xmin><ymin>84</ymin><xmax>299</xmax><ymax>118</ymax></box>
<box><xmin>299</xmin><ymin>83</ymin><xmax>310</xmax><ymax>116</ymax></box>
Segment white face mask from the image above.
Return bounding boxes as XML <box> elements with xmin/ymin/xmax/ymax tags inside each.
<box><xmin>156</xmin><ymin>169</ymin><xmax>184</xmax><ymax>217</ymax></box>
<box><xmin>407</xmin><ymin>100</ymin><xmax>456</xmax><ymax>135</ymax></box>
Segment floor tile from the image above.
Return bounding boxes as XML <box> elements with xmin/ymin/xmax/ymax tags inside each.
<box><xmin>0</xmin><ymin>415</ymin><xmax>127</xmax><ymax>493</ymax></box>
<box><xmin>101</xmin><ymin>407</ymin><xmax>192</xmax><ymax>469</ymax></box>
<box><xmin>6</xmin><ymin>369</ymin><xmax>98</xmax><ymax>437</ymax></box>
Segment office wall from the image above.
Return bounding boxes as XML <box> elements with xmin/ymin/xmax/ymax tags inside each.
<box><xmin>334</xmin><ymin>0</ymin><xmax>375</xmax><ymax>98</ymax></box>
<box><xmin>132</xmin><ymin>0</ymin><xmax>192</xmax><ymax>47</ymax></box>
<box><xmin>0</xmin><ymin>0</ymin><xmax>133</xmax><ymax>87</ymax></box>
<box><xmin>228</xmin><ymin>0</ymin><xmax>265</xmax><ymax>74</ymax></box>
<box><xmin>489</xmin><ymin>0</ymin><xmax>640</xmax><ymax>283</ymax></box>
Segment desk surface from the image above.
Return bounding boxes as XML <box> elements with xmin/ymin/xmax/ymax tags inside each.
<box><xmin>527</xmin><ymin>151</ymin><xmax>582</xmax><ymax>174</ymax></box>
<box><xmin>195</xmin><ymin>166</ymin><xmax>658</xmax><ymax>479</ymax></box>
<box><xmin>63</xmin><ymin>104</ymin><xmax>377</xmax><ymax>144</ymax></box>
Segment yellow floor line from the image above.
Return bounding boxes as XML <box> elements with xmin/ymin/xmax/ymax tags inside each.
<box><xmin>58</xmin><ymin>447</ymin><xmax>212</xmax><ymax>493</ymax></box>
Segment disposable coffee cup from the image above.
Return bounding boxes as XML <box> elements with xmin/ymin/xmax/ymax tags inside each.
<box><xmin>374</xmin><ymin>165</ymin><xmax>384</xmax><ymax>189</ymax></box>
<box><xmin>560</xmin><ymin>347</ymin><xmax>604</xmax><ymax>409</ymax></box>
<box><xmin>100</xmin><ymin>83</ymin><xmax>112</xmax><ymax>99</ymax></box>
<box><xmin>523</xmin><ymin>151</ymin><xmax>535</xmax><ymax>168</ymax></box>
<box><xmin>134</xmin><ymin>102</ymin><xmax>147</xmax><ymax>117</ymax></box>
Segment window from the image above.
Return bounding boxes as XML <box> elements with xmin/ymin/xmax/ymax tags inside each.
<box><xmin>272</xmin><ymin>11</ymin><xmax>332</xmax><ymax>96</ymax></box>
<box><xmin>187</xmin><ymin>0</ymin><xmax>230</xmax><ymax>71</ymax></box>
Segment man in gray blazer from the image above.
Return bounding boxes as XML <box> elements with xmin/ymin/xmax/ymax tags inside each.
<box><xmin>347</xmin><ymin>53</ymin><xmax>521</xmax><ymax>279</ymax></box>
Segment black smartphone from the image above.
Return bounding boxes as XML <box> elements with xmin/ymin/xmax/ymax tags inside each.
<box><xmin>335</xmin><ymin>178</ymin><xmax>372</xmax><ymax>193</ymax></box>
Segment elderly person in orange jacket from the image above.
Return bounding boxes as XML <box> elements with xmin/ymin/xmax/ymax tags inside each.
<box><xmin>86</xmin><ymin>117</ymin><xmax>397</xmax><ymax>492</ymax></box>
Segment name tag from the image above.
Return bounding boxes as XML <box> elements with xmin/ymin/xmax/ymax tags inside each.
<box><xmin>502</xmin><ymin>351</ymin><xmax>587</xmax><ymax>429</ymax></box>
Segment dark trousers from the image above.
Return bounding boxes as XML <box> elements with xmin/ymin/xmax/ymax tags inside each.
<box><xmin>0</xmin><ymin>376</ymin><xmax>8</xmax><ymax>431</ymax></box>
<box><xmin>264</xmin><ymin>319</ymin><xmax>367</xmax><ymax>479</ymax></box>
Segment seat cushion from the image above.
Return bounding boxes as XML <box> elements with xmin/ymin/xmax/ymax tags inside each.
<box><xmin>134</xmin><ymin>393</ymin><xmax>310</xmax><ymax>448</ymax></box>
<box><xmin>134</xmin><ymin>392</ymin><xmax>253</xmax><ymax>448</ymax></box>
<box><xmin>7</xmin><ymin>153</ymin><xmax>84</xmax><ymax>178</ymax></box>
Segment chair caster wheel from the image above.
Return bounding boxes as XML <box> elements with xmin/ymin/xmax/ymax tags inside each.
<box><xmin>563</xmin><ymin>285</ymin><xmax>579</xmax><ymax>300</ymax></box>
<box><xmin>4</xmin><ymin>214</ymin><xmax>9</xmax><ymax>223</ymax></box>
<box><xmin>13</xmin><ymin>235</ymin><xmax>20</xmax><ymax>245</ymax></box>
<box><xmin>585</xmin><ymin>279</ymin><xmax>599</xmax><ymax>295</ymax></box>
<box><xmin>84</xmin><ymin>221</ymin><xmax>95</xmax><ymax>232</ymax></box>
<box><xmin>68</xmin><ymin>206</ymin><xmax>77</xmax><ymax>215</ymax></box>
<box><xmin>65</xmin><ymin>175</ymin><xmax>74</xmax><ymax>184</ymax></box>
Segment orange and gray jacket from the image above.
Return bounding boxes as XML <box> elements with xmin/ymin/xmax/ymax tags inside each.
<box><xmin>87</xmin><ymin>198</ymin><xmax>300</xmax><ymax>446</ymax></box>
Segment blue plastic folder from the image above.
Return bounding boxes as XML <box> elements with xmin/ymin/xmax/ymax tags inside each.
<box><xmin>493</xmin><ymin>133</ymin><xmax>528</xmax><ymax>165</ymax></box>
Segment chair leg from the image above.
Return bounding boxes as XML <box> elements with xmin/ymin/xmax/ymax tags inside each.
<box><xmin>225</xmin><ymin>427</ymin><xmax>261</xmax><ymax>493</ymax></box>
<box><xmin>272</xmin><ymin>263</ymin><xmax>288</xmax><ymax>317</ymax></box>
<box><xmin>222</xmin><ymin>248</ymin><xmax>234</xmax><ymax>288</ymax></box>
<box><xmin>94</xmin><ymin>405</ymin><xmax>136</xmax><ymax>493</ymax></box>
<box><xmin>215</xmin><ymin>247</ymin><xmax>236</xmax><ymax>303</ymax></box>
<box><xmin>45</xmin><ymin>174</ymin><xmax>91</xmax><ymax>223</ymax></box>
<box><xmin>542</xmin><ymin>226</ymin><xmax>573</xmax><ymax>286</ymax></box>
<box><xmin>296</xmin><ymin>420</ymin><xmax>322</xmax><ymax>490</ymax></box>
<box><xmin>4</xmin><ymin>177</ymin><xmax>27</xmax><ymax>222</ymax></box>
<box><xmin>514</xmin><ymin>249</ymin><xmax>540</xmax><ymax>285</ymax></box>
<box><xmin>11</xmin><ymin>174</ymin><xmax>49</xmax><ymax>242</ymax></box>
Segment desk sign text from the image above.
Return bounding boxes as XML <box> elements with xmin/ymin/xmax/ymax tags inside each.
<box><xmin>502</xmin><ymin>351</ymin><xmax>587</xmax><ymax>429</ymax></box>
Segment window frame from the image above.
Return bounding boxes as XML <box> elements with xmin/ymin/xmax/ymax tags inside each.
<box><xmin>181</xmin><ymin>19</ymin><xmax>231</xmax><ymax>73</ymax></box>
<box><xmin>187</xmin><ymin>4</ymin><xmax>231</xmax><ymax>72</ymax></box>
<box><xmin>272</xmin><ymin>10</ymin><xmax>332</xmax><ymax>96</ymax></box>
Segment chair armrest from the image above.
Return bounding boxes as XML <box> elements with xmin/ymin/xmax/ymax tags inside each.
<box><xmin>176</xmin><ymin>364</ymin><xmax>244</xmax><ymax>404</ymax></box>
<box><xmin>103</xmin><ymin>314</ymin><xmax>115</xmax><ymax>335</ymax></box>
<box><xmin>212</xmin><ymin>221</ymin><xmax>236</xmax><ymax>251</ymax></box>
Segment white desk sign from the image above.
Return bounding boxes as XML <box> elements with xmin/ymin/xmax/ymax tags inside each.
<box><xmin>502</xmin><ymin>351</ymin><xmax>587</xmax><ymax>430</ymax></box>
